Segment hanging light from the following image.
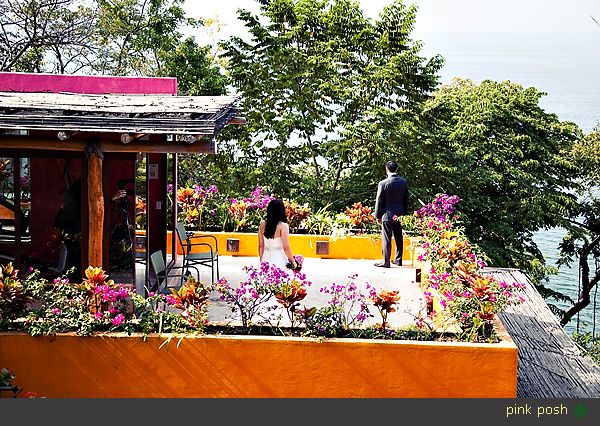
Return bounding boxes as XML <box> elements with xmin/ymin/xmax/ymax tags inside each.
<box><xmin>57</xmin><ymin>131</ymin><xmax>74</xmax><ymax>140</ymax></box>
<box><xmin>182</xmin><ymin>134</ymin><xmax>197</xmax><ymax>144</ymax></box>
<box><xmin>121</xmin><ymin>133</ymin><xmax>133</xmax><ymax>144</ymax></box>
<box><xmin>121</xmin><ymin>133</ymin><xmax>145</xmax><ymax>144</ymax></box>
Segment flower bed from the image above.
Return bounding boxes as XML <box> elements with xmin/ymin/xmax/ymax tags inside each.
<box><xmin>161</xmin><ymin>184</ymin><xmax>382</xmax><ymax>237</ymax></box>
<box><xmin>0</xmin><ymin>322</ymin><xmax>517</xmax><ymax>397</ymax></box>
<box><xmin>0</xmin><ymin>191</ymin><xmax>528</xmax><ymax>397</ymax></box>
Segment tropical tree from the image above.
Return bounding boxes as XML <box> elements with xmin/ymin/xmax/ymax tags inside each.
<box><xmin>412</xmin><ymin>78</ymin><xmax>582</xmax><ymax>280</ymax></box>
<box><xmin>0</xmin><ymin>0</ymin><xmax>226</xmax><ymax>95</ymax></box>
<box><xmin>219</xmin><ymin>0</ymin><xmax>443</xmax><ymax>207</ymax></box>
<box><xmin>557</xmin><ymin>126</ymin><xmax>600</xmax><ymax>326</ymax></box>
<box><xmin>0</xmin><ymin>0</ymin><xmax>97</xmax><ymax>73</ymax></box>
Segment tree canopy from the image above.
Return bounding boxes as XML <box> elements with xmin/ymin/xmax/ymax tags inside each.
<box><xmin>0</xmin><ymin>0</ymin><xmax>226</xmax><ymax>95</ymax></box>
<box><xmin>417</xmin><ymin>79</ymin><xmax>582</xmax><ymax>270</ymax></box>
<box><xmin>214</xmin><ymin>0</ymin><xmax>442</xmax><ymax>206</ymax></box>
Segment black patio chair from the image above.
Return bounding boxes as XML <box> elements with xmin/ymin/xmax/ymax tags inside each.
<box><xmin>175</xmin><ymin>223</ymin><xmax>219</xmax><ymax>284</ymax></box>
<box><xmin>149</xmin><ymin>250</ymin><xmax>198</xmax><ymax>295</ymax></box>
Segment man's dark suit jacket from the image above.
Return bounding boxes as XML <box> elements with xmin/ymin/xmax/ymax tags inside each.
<box><xmin>374</xmin><ymin>174</ymin><xmax>409</xmax><ymax>221</ymax></box>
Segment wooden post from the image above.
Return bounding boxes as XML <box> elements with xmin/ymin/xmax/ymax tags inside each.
<box><xmin>86</xmin><ymin>143</ymin><xmax>104</xmax><ymax>268</ymax></box>
<box><xmin>12</xmin><ymin>158</ymin><xmax>21</xmax><ymax>268</ymax></box>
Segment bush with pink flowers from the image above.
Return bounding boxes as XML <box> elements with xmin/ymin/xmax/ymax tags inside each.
<box><xmin>409</xmin><ymin>194</ymin><xmax>526</xmax><ymax>341</ymax></box>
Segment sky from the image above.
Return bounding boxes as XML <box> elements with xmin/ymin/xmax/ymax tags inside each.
<box><xmin>184</xmin><ymin>0</ymin><xmax>600</xmax><ymax>40</ymax></box>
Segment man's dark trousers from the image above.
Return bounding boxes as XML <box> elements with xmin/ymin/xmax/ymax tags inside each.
<box><xmin>382</xmin><ymin>220</ymin><xmax>403</xmax><ymax>266</ymax></box>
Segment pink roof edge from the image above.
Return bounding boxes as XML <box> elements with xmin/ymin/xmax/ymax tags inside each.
<box><xmin>0</xmin><ymin>72</ymin><xmax>178</xmax><ymax>95</ymax></box>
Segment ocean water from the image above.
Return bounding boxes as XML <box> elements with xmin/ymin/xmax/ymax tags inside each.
<box><xmin>418</xmin><ymin>30</ymin><xmax>600</xmax><ymax>333</ymax></box>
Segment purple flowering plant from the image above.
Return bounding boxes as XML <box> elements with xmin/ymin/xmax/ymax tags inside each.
<box><xmin>305</xmin><ymin>274</ymin><xmax>374</xmax><ymax>337</ymax></box>
<box><xmin>216</xmin><ymin>262</ymin><xmax>294</xmax><ymax>331</ymax></box>
<box><xmin>176</xmin><ymin>184</ymin><xmax>221</xmax><ymax>229</ymax></box>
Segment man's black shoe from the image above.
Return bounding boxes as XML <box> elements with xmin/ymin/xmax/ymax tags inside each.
<box><xmin>392</xmin><ymin>260</ymin><xmax>403</xmax><ymax>266</ymax></box>
<box><xmin>374</xmin><ymin>262</ymin><xmax>390</xmax><ymax>268</ymax></box>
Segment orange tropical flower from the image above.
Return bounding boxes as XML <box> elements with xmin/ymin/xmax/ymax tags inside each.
<box><xmin>477</xmin><ymin>303</ymin><xmax>495</xmax><ymax>321</ymax></box>
<box><xmin>274</xmin><ymin>279</ymin><xmax>308</xmax><ymax>309</ymax></box>
<box><xmin>82</xmin><ymin>266</ymin><xmax>111</xmax><ymax>288</ymax></box>
<box><xmin>469</xmin><ymin>276</ymin><xmax>494</xmax><ymax>299</ymax></box>
<box><xmin>177</xmin><ymin>187</ymin><xmax>195</xmax><ymax>204</ymax></box>
<box><xmin>168</xmin><ymin>277</ymin><xmax>210</xmax><ymax>309</ymax></box>
<box><xmin>345</xmin><ymin>202</ymin><xmax>375</xmax><ymax>228</ymax></box>
<box><xmin>372</xmin><ymin>289</ymin><xmax>401</xmax><ymax>313</ymax></box>
<box><xmin>0</xmin><ymin>262</ymin><xmax>18</xmax><ymax>282</ymax></box>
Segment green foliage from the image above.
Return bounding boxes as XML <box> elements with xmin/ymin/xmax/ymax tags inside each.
<box><xmin>572</xmin><ymin>126</ymin><xmax>600</xmax><ymax>181</ymax></box>
<box><xmin>160</xmin><ymin>37</ymin><xmax>227</xmax><ymax>95</ymax></box>
<box><xmin>352</xmin><ymin>324</ymin><xmax>435</xmax><ymax>341</ymax></box>
<box><xmin>96</xmin><ymin>0</ymin><xmax>191</xmax><ymax>75</ymax></box>
<box><xmin>0</xmin><ymin>0</ymin><xmax>97</xmax><ymax>73</ymax></box>
<box><xmin>416</xmin><ymin>79</ymin><xmax>582</xmax><ymax>278</ymax></box>
<box><xmin>131</xmin><ymin>293</ymin><xmax>195</xmax><ymax>335</ymax></box>
<box><xmin>23</xmin><ymin>281</ymin><xmax>97</xmax><ymax>336</ymax></box>
<box><xmin>572</xmin><ymin>332</ymin><xmax>600</xmax><ymax>365</ymax></box>
<box><xmin>303</xmin><ymin>305</ymin><xmax>344</xmax><ymax>338</ymax></box>
<box><xmin>220</xmin><ymin>0</ymin><xmax>442</xmax><ymax>208</ymax></box>
<box><xmin>1</xmin><ymin>0</ymin><xmax>227</xmax><ymax>94</ymax></box>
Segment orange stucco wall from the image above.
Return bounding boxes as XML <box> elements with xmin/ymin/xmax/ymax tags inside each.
<box><xmin>0</xmin><ymin>332</ymin><xmax>517</xmax><ymax>398</ymax></box>
<box><xmin>166</xmin><ymin>231</ymin><xmax>415</xmax><ymax>262</ymax></box>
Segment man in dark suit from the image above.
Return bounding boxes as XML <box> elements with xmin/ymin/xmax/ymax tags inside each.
<box><xmin>374</xmin><ymin>161</ymin><xmax>409</xmax><ymax>268</ymax></box>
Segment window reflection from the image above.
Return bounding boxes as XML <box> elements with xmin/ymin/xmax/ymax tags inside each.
<box><xmin>0</xmin><ymin>158</ymin><xmax>32</xmax><ymax>266</ymax></box>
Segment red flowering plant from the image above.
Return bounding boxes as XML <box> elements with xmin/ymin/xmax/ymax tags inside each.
<box><xmin>0</xmin><ymin>263</ymin><xmax>32</xmax><ymax>330</ymax></box>
<box><xmin>344</xmin><ymin>202</ymin><xmax>376</xmax><ymax>233</ymax></box>
<box><xmin>135</xmin><ymin>195</ymin><xmax>147</xmax><ymax>230</ymax></box>
<box><xmin>273</xmin><ymin>274</ymin><xmax>310</xmax><ymax>331</ymax></box>
<box><xmin>225</xmin><ymin>186</ymin><xmax>274</xmax><ymax>232</ymax></box>
<box><xmin>164</xmin><ymin>277</ymin><xmax>213</xmax><ymax>330</ymax></box>
<box><xmin>177</xmin><ymin>187</ymin><xmax>198</xmax><ymax>226</ymax></box>
<box><xmin>176</xmin><ymin>184</ymin><xmax>220</xmax><ymax>229</ymax></box>
<box><xmin>284</xmin><ymin>200</ymin><xmax>312</xmax><ymax>233</ymax></box>
<box><xmin>80</xmin><ymin>267</ymin><xmax>134</xmax><ymax>331</ymax></box>
<box><xmin>227</xmin><ymin>198</ymin><xmax>251</xmax><ymax>232</ymax></box>
<box><xmin>415</xmin><ymin>194</ymin><xmax>526</xmax><ymax>341</ymax></box>
<box><xmin>371</xmin><ymin>289</ymin><xmax>401</xmax><ymax>333</ymax></box>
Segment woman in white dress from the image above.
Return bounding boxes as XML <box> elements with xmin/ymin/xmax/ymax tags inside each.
<box><xmin>258</xmin><ymin>199</ymin><xmax>298</xmax><ymax>272</ymax></box>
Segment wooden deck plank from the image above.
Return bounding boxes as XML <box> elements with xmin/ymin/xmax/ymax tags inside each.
<box><xmin>485</xmin><ymin>268</ymin><xmax>600</xmax><ymax>398</ymax></box>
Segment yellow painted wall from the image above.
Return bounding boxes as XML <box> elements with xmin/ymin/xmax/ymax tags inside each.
<box><xmin>166</xmin><ymin>231</ymin><xmax>415</xmax><ymax>261</ymax></box>
<box><xmin>0</xmin><ymin>332</ymin><xmax>517</xmax><ymax>398</ymax></box>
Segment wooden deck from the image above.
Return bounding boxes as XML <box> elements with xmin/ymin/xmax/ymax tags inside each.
<box><xmin>486</xmin><ymin>268</ymin><xmax>600</xmax><ymax>398</ymax></box>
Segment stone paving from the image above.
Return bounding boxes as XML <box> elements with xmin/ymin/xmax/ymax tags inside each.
<box><xmin>184</xmin><ymin>255</ymin><xmax>426</xmax><ymax>328</ymax></box>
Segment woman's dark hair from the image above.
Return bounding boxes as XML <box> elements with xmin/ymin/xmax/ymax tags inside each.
<box><xmin>264</xmin><ymin>199</ymin><xmax>287</xmax><ymax>239</ymax></box>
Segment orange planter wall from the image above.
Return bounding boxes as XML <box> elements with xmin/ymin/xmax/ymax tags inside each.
<box><xmin>165</xmin><ymin>231</ymin><xmax>415</xmax><ymax>261</ymax></box>
<box><xmin>0</xmin><ymin>331</ymin><xmax>517</xmax><ymax>398</ymax></box>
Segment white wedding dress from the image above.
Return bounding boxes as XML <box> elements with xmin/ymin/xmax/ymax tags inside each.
<box><xmin>262</xmin><ymin>236</ymin><xmax>290</xmax><ymax>271</ymax></box>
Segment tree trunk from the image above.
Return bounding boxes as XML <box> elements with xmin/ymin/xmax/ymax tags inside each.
<box><xmin>560</xmin><ymin>234</ymin><xmax>600</xmax><ymax>327</ymax></box>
